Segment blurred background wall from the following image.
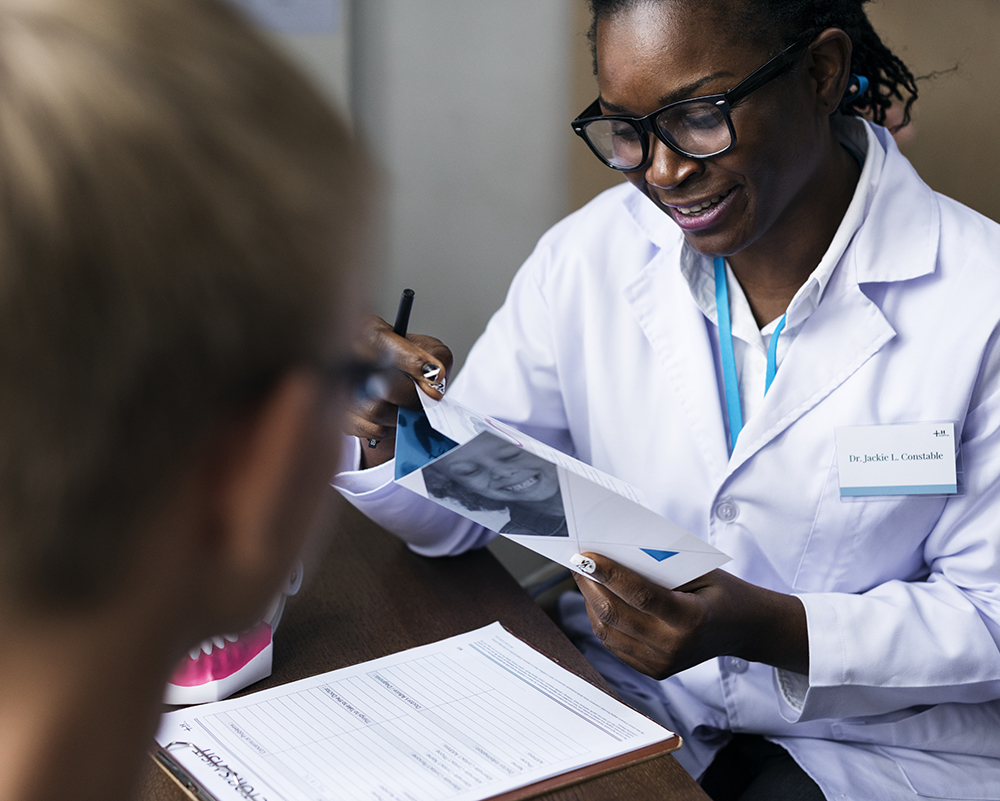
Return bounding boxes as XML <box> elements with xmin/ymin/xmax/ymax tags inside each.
<box><xmin>245</xmin><ymin>0</ymin><xmax>1000</xmax><ymax>582</ymax></box>
<box><xmin>349</xmin><ymin>1</ymin><xmax>573</xmax><ymax>371</ymax></box>
<box><xmin>254</xmin><ymin>0</ymin><xmax>1000</xmax><ymax>363</ymax></box>
<box><xmin>865</xmin><ymin>0</ymin><xmax>1000</xmax><ymax>220</ymax></box>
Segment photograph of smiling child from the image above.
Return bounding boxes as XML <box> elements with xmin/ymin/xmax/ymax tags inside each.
<box><xmin>423</xmin><ymin>432</ymin><xmax>569</xmax><ymax>538</ymax></box>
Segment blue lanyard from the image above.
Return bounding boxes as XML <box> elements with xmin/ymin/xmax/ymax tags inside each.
<box><xmin>714</xmin><ymin>256</ymin><xmax>785</xmax><ymax>451</ymax></box>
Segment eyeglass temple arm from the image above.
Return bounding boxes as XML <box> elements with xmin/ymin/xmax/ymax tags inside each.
<box><xmin>724</xmin><ymin>38</ymin><xmax>810</xmax><ymax>104</ymax></box>
<box><xmin>572</xmin><ymin>98</ymin><xmax>604</xmax><ymax>126</ymax></box>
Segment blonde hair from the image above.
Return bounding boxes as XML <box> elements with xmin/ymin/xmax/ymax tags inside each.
<box><xmin>0</xmin><ymin>0</ymin><xmax>364</xmax><ymax>606</ymax></box>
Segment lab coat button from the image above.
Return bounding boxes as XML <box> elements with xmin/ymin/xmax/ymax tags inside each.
<box><xmin>725</xmin><ymin>657</ymin><xmax>749</xmax><ymax>674</ymax></box>
<box><xmin>715</xmin><ymin>499</ymin><xmax>739</xmax><ymax>522</ymax></box>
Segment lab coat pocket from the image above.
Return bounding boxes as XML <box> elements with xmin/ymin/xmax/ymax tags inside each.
<box><xmin>792</xmin><ymin>447</ymin><xmax>947</xmax><ymax>593</ymax></box>
<box><xmin>831</xmin><ymin>700</ymin><xmax>1000</xmax><ymax>757</ymax></box>
<box><xmin>873</xmin><ymin>748</ymin><xmax>1000</xmax><ymax>800</ymax></box>
<box><xmin>834</xmin><ymin>703</ymin><xmax>1000</xmax><ymax>800</ymax></box>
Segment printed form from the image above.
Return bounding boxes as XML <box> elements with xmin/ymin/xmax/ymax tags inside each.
<box><xmin>155</xmin><ymin>622</ymin><xmax>677</xmax><ymax>801</ymax></box>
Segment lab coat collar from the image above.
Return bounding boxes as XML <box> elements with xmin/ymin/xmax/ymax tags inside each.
<box><xmin>619</xmin><ymin>120</ymin><xmax>941</xmax><ymax>475</ymax></box>
<box><xmin>728</xmin><ymin>123</ymin><xmax>939</xmax><ymax>471</ymax></box>
<box><xmin>623</xmin><ymin>120</ymin><xmax>939</xmax><ymax>288</ymax></box>
<box><xmin>851</xmin><ymin>122</ymin><xmax>940</xmax><ymax>285</ymax></box>
<box><xmin>623</xmin><ymin>181</ymin><xmax>681</xmax><ymax>253</ymax></box>
<box><xmin>727</xmin><ymin>280</ymin><xmax>896</xmax><ymax>472</ymax></box>
<box><xmin>675</xmin><ymin>117</ymin><xmax>882</xmax><ymax>349</ymax></box>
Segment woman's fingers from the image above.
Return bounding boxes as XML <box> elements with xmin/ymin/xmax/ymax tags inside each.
<box><xmin>343</xmin><ymin>405</ymin><xmax>398</xmax><ymax>443</ymax></box>
<box><xmin>571</xmin><ymin>553</ymin><xmax>715</xmax><ymax>679</ymax></box>
<box><xmin>574</xmin><ymin>553</ymin><xmax>689</xmax><ymax>628</ymax></box>
<box><xmin>572</xmin><ymin>553</ymin><xmax>810</xmax><ymax>677</ymax></box>
<box><xmin>344</xmin><ymin>316</ymin><xmax>454</xmax><ymax>467</ymax></box>
<box><xmin>355</xmin><ymin>315</ymin><xmax>453</xmax><ymax>404</ymax></box>
<box><xmin>579</xmin><ymin>597</ymin><xmax>679</xmax><ymax>678</ymax></box>
<box><xmin>405</xmin><ymin>333</ymin><xmax>454</xmax><ymax>399</ymax></box>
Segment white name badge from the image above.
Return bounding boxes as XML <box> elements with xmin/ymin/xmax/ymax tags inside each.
<box><xmin>835</xmin><ymin>422</ymin><xmax>958</xmax><ymax>497</ymax></box>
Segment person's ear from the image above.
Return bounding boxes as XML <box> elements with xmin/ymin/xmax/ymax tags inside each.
<box><xmin>806</xmin><ymin>28</ymin><xmax>854</xmax><ymax>117</ymax></box>
<box><xmin>197</xmin><ymin>369</ymin><xmax>340</xmax><ymax>632</ymax></box>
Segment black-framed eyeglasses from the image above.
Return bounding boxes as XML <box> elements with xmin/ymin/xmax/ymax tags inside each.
<box><xmin>322</xmin><ymin>357</ymin><xmax>393</xmax><ymax>403</ymax></box>
<box><xmin>571</xmin><ymin>38</ymin><xmax>809</xmax><ymax>170</ymax></box>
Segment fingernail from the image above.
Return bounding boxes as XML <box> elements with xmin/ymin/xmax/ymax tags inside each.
<box><xmin>367</xmin><ymin>439</ymin><xmax>379</xmax><ymax>448</ymax></box>
<box><xmin>421</xmin><ymin>363</ymin><xmax>442</xmax><ymax>381</ymax></box>
<box><xmin>571</xmin><ymin>553</ymin><xmax>596</xmax><ymax>574</ymax></box>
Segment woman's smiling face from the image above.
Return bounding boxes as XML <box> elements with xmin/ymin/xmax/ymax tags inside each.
<box><xmin>439</xmin><ymin>435</ymin><xmax>560</xmax><ymax>504</ymax></box>
<box><xmin>595</xmin><ymin>1</ymin><xmax>831</xmax><ymax>262</ymax></box>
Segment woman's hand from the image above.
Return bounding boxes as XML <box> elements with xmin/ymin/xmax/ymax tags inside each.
<box><xmin>573</xmin><ymin>554</ymin><xmax>809</xmax><ymax>679</ymax></box>
<box><xmin>344</xmin><ymin>314</ymin><xmax>453</xmax><ymax>469</ymax></box>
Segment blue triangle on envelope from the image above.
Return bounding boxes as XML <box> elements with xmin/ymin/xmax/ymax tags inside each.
<box><xmin>641</xmin><ymin>548</ymin><xmax>679</xmax><ymax>562</ymax></box>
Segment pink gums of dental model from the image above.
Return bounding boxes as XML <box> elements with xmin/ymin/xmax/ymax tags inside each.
<box><xmin>164</xmin><ymin>561</ymin><xmax>303</xmax><ymax>705</ymax></box>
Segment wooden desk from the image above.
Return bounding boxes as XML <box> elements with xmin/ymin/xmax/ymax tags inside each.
<box><xmin>140</xmin><ymin>501</ymin><xmax>709</xmax><ymax>801</ymax></box>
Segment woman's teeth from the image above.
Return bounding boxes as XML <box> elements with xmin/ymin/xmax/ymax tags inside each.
<box><xmin>677</xmin><ymin>190</ymin><xmax>729</xmax><ymax>216</ymax></box>
<box><xmin>505</xmin><ymin>475</ymin><xmax>538</xmax><ymax>492</ymax></box>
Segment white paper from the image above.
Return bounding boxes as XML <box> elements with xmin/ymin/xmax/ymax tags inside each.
<box><xmin>156</xmin><ymin>623</ymin><xmax>675</xmax><ymax>801</ymax></box>
<box><xmin>395</xmin><ymin>395</ymin><xmax>729</xmax><ymax>588</ymax></box>
<box><xmin>835</xmin><ymin>422</ymin><xmax>958</xmax><ymax>496</ymax></box>
<box><xmin>421</xmin><ymin>397</ymin><xmax>647</xmax><ymax>505</ymax></box>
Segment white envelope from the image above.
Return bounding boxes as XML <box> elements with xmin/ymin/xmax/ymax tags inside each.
<box><xmin>394</xmin><ymin>394</ymin><xmax>728</xmax><ymax>588</ymax></box>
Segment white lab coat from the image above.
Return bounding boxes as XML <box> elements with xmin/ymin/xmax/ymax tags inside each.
<box><xmin>335</xmin><ymin>122</ymin><xmax>1000</xmax><ymax>800</ymax></box>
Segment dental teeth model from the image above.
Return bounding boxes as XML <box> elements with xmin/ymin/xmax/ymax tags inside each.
<box><xmin>164</xmin><ymin>561</ymin><xmax>304</xmax><ymax>705</ymax></box>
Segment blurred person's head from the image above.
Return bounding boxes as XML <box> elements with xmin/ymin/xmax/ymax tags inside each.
<box><xmin>0</xmin><ymin>0</ymin><xmax>365</xmax><ymax>797</ymax></box>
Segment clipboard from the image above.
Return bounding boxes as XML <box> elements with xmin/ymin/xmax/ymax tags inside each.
<box><xmin>485</xmin><ymin>736</ymin><xmax>681</xmax><ymax>801</ymax></box>
<box><xmin>152</xmin><ymin>622</ymin><xmax>682</xmax><ymax>801</ymax></box>
<box><xmin>153</xmin><ymin>734</ymin><xmax>683</xmax><ymax>801</ymax></box>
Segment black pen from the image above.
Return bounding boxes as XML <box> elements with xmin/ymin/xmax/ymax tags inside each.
<box><xmin>393</xmin><ymin>287</ymin><xmax>414</xmax><ymax>337</ymax></box>
<box><xmin>368</xmin><ymin>289</ymin><xmax>416</xmax><ymax>448</ymax></box>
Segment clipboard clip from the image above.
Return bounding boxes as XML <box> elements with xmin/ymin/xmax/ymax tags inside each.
<box><xmin>156</xmin><ymin>741</ymin><xmax>259</xmax><ymax>801</ymax></box>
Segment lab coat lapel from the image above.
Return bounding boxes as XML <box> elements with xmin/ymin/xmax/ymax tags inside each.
<box><xmin>623</xmin><ymin>247</ymin><xmax>732</xmax><ymax>482</ymax></box>
<box><xmin>726</xmin><ymin>127</ymin><xmax>940</xmax><ymax>474</ymax></box>
<box><xmin>726</xmin><ymin>278</ymin><xmax>896</xmax><ymax>474</ymax></box>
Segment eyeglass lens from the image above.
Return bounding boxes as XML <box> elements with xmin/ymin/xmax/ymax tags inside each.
<box><xmin>324</xmin><ymin>358</ymin><xmax>393</xmax><ymax>403</ymax></box>
<box><xmin>582</xmin><ymin>99</ymin><xmax>731</xmax><ymax>169</ymax></box>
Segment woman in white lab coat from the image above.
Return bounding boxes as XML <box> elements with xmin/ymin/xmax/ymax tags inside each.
<box><xmin>337</xmin><ymin>1</ymin><xmax>1000</xmax><ymax>798</ymax></box>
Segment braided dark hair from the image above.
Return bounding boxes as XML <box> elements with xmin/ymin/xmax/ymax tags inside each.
<box><xmin>587</xmin><ymin>0</ymin><xmax>918</xmax><ymax>131</ymax></box>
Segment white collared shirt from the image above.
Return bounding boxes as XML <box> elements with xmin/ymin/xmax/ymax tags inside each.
<box><xmin>680</xmin><ymin>118</ymin><xmax>882</xmax><ymax>428</ymax></box>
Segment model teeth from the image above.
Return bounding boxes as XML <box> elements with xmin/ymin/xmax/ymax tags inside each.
<box><xmin>193</xmin><ymin>635</ymin><xmax>234</xmax><ymax>658</ymax></box>
<box><xmin>678</xmin><ymin>191</ymin><xmax>728</xmax><ymax>216</ymax></box>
